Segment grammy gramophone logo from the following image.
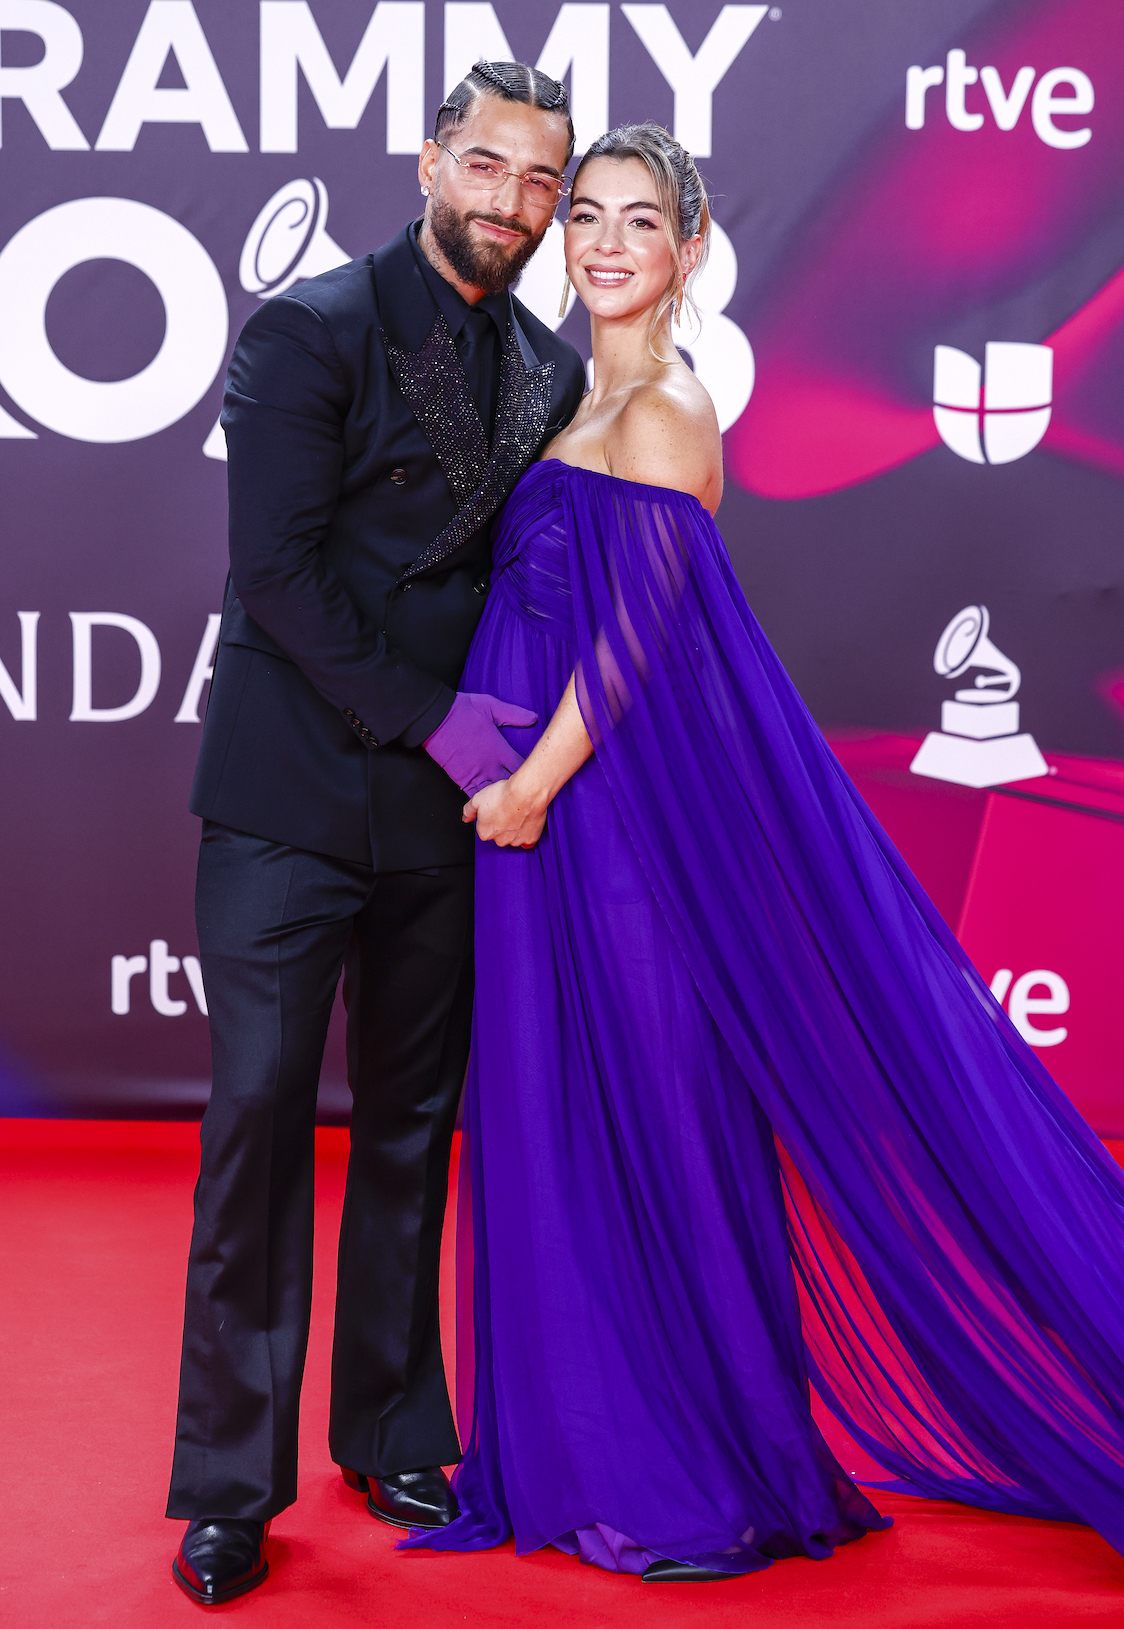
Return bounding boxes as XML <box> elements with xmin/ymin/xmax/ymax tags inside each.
<box><xmin>910</xmin><ymin>605</ymin><xmax>1048</xmax><ymax>788</ymax></box>
<box><xmin>238</xmin><ymin>178</ymin><xmax>350</xmax><ymax>298</ymax></box>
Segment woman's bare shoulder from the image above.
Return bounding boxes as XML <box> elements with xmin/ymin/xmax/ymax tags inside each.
<box><xmin>605</xmin><ymin>367</ymin><xmax>723</xmax><ymax>512</ymax></box>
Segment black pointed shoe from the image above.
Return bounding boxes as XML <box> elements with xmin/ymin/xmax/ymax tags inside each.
<box><xmin>172</xmin><ymin>1517</ymin><xmax>270</xmax><ymax>1605</ymax></box>
<box><xmin>363</xmin><ymin>1467</ymin><xmax>458</xmax><ymax>1530</ymax></box>
<box><xmin>642</xmin><ymin>1558</ymin><xmax>734</xmax><ymax>1582</ymax></box>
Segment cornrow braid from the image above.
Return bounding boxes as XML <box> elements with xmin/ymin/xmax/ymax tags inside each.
<box><xmin>470</xmin><ymin>59</ymin><xmax>527</xmax><ymax>98</ymax></box>
<box><xmin>434</xmin><ymin>60</ymin><xmax>575</xmax><ymax>161</ymax></box>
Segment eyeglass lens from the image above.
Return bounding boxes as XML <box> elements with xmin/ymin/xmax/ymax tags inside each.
<box><xmin>450</xmin><ymin>151</ymin><xmax>567</xmax><ymax>201</ymax></box>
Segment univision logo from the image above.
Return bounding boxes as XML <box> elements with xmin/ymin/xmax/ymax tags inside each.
<box><xmin>933</xmin><ymin>342</ymin><xmax>1052</xmax><ymax>464</ymax></box>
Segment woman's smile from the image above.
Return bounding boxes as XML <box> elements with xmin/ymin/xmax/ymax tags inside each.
<box><xmin>583</xmin><ymin>265</ymin><xmax>635</xmax><ymax>286</ymax></box>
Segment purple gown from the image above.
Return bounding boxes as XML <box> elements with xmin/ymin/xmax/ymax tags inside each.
<box><xmin>408</xmin><ymin>459</ymin><xmax>1124</xmax><ymax>1576</ymax></box>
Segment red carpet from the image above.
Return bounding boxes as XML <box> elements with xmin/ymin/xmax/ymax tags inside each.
<box><xmin>2</xmin><ymin>1120</ymin><xmax>1122</xmax><ymax>1626</ymax></box>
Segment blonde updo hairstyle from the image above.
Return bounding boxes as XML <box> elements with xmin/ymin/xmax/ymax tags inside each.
<box><xmin>572</xmin><ymin>122</ymin><xmax>711</xmax><ymax>353</ymax></box>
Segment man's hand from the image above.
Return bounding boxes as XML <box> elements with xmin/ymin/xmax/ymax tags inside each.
<box><xmin>461</xmin><ymin>673</ymin><xmax>594</xmax><ymax>849</ymax></box>
<box><xmin>423</xmin><ymin>691</ymin><xmax>538</xmax><ymax>797</ymax></box>
<box><xmin>463</xmin><ymin>774</ymin><xmax>548</xmax><ymax>849</ymax></box>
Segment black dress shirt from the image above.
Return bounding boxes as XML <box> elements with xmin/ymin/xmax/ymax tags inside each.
<box><xmin>408</xmin><ymin>220</ymin><xmax>506</xmax><ymax>437</ymax></box>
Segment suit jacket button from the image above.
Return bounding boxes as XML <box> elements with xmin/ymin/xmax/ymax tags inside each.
<box><xmin>401</xmin><ymin>581</ymin><xmax>412</xmax><ymax>593</ymax></box>
<box><xmin>390</xmin><ymin>467</ymin><xmax>407</xmax><ymax>485</ymax></box>
<box><xmin>472</xmin><ymin>576</ymin><xmax>488</xmax><ymax>595</ymax></box>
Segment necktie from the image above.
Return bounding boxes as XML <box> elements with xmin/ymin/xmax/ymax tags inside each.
<box><xmin>458</xmin><ymin>307</ymin><xmax>498</xmax><ymax>437</ymax></box>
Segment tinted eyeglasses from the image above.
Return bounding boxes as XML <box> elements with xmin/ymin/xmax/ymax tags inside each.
<box><xmin>436</xmin><ymin>142</ymin><xmax>572</xmax><ymax>205</ymax></box>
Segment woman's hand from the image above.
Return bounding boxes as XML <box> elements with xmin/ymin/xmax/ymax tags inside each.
<box><xmin>463</xmin><ymin>772</ymin><xmax>549</xmax><ymax>849</ymax></box>
<box><xmin>463</xmin><ymin>674</ymin><xmax>594</xmax><ymax>848</ymax></box>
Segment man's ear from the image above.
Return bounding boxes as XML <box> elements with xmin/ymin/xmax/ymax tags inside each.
<box><xmin>418</xmin><ymin>139</ymin><xmax>439</xmax><ymax>194</ymax></box>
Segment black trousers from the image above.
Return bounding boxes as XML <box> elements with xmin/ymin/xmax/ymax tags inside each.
<box><xmin>167</xmin><ymin>822</ymin><xmax>471</xmax><ymax>1520</ymax></box>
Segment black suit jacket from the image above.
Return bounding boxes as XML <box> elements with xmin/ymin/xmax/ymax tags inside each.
<box><xmin>190</xmin><ymin>226</ymin><xmax>586</xmax><ymax>870</ymax></box>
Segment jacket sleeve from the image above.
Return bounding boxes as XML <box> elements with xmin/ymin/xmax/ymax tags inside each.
<box><xmin>221</xmin><ymin>294</ymin><xmax>453</xmax><ymax>750</ymax></box>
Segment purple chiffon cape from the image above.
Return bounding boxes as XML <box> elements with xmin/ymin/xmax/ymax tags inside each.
<box><xmin>405</xmin><ymin>458</ymin><xmax>1124</xmax><ymax>1574</ymax></box>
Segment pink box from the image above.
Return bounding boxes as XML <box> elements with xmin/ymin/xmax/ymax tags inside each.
<box><xmin>956</xmin><ymin>773</ymin><xmax>1124</xmax><ymax>1137</ymax></box>
<box><xmin>831</xmin><ymin>734</ymin><xmax>1124</xmax><ymax>1137</ymax></box>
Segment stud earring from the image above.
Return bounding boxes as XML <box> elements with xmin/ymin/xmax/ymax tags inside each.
<box><xmin>421</xmin><ymin>186</ymin><xmax>430</xmax><ymax>197</ymax></box>
<box><xmin>557</xmin><ymin>273</ymin><xmax>571</xmax><ymax>320</ymax></box>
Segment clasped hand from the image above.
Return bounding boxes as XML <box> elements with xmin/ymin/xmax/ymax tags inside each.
<box><xmin>434</xmin><ymin>674</ymin><xmax>591</xmax><ymax>849</ymax></box>
<box><xmin>463</xmin><ymin>772</ymin><xmax>548</xmax><ymax>849</ymax></box>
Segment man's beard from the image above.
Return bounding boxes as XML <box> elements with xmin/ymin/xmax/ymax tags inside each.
<box><xmin>427</xmin><ymin>194</ymin><xmax>547</xmax><ymax>295</ymax></box>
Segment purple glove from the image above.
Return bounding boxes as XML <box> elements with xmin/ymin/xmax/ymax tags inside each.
<box><xmin>423</xmin><ymin>691</ymin><xmax>538</xmax><ymax>797</ymax></box>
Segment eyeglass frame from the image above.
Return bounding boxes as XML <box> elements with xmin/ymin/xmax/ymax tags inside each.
<box><xmin>434</xmin><ymin>140</ymin><xmax>573</xmax><ymax>204</ymax></box>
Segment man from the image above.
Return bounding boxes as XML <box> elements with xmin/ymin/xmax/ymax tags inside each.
<box><xmin>168</xmin><ymin>61</ymin><xmax>585</xmax><ymax>1605</ymax></box>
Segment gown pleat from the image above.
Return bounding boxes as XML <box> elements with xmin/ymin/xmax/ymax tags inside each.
<box><xmin>404</xmin><ymin>459</ymin><xmax>1124</xmax><ymax>1575</ymax></box>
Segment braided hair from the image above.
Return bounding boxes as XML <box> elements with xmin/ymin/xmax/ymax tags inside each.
<box><xmin>435</xmin><ymin>60</ymin><xmax>575</xmax><ymax>161</ymax></box>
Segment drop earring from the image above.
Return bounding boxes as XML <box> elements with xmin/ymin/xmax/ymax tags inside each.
<box><xmin>557</xmin><ymin>273</ymin><xmax>571</xmax><ymax>320</ymax></box>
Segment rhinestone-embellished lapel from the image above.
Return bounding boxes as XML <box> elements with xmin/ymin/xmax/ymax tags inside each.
<box><xmin>383</xmin><ymin>308</ymin><xmax>555</xmax><ymax>582</ymax></box>
<box><xmin>382</xmin><ymin>313</ymin><xmax>489</xmax><ymax>509</ymax></box>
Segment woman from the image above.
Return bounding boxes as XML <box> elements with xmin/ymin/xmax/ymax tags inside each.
<box><xmin>410</xmin><ymin>124</ymin><xmax>1124</xmax><ymax>1581</ymax></box>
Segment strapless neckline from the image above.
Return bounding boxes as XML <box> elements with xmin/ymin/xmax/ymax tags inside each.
<box><xmin>530</xmin><ymin>456</ymin><xmax>707</xmax><ymax>512</ymax></box>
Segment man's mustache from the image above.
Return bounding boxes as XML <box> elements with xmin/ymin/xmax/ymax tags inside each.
<box><xmin>465</xmin><ymin>211</ymin><xmax>533</xmax><ymax>240</ymax></box>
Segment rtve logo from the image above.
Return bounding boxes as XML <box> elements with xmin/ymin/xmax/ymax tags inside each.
<box><xmin>989</xmin><ymin>968</ymin><xmax>1069</xmax><ymax>1049</ymax></box>
<box><xmin>933</xmin><ymin>343</ymin><xmax>1052</xmax><ymax>465</ymax></box>
<box><xmin>111</xmin><ymin>940</ymin><xmax>208</xmax><ymax>1017</ymax></box>
<box><xmin>906</xmin><ymin>51</ymin><xmax>1093</xmax><ymax>148</ymax></box>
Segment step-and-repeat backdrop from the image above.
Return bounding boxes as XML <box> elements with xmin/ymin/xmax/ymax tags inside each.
<box><xmin>1</xmin><ymin>1</ymin><xmax>1121</xmax><ymax>1127</ymax></box>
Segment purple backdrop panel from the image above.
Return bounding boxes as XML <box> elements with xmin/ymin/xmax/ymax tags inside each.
<box><xmin>0</xmin><ymin>1</ymin><xmax>1120</xmax><ymax>1123</ymax></box>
